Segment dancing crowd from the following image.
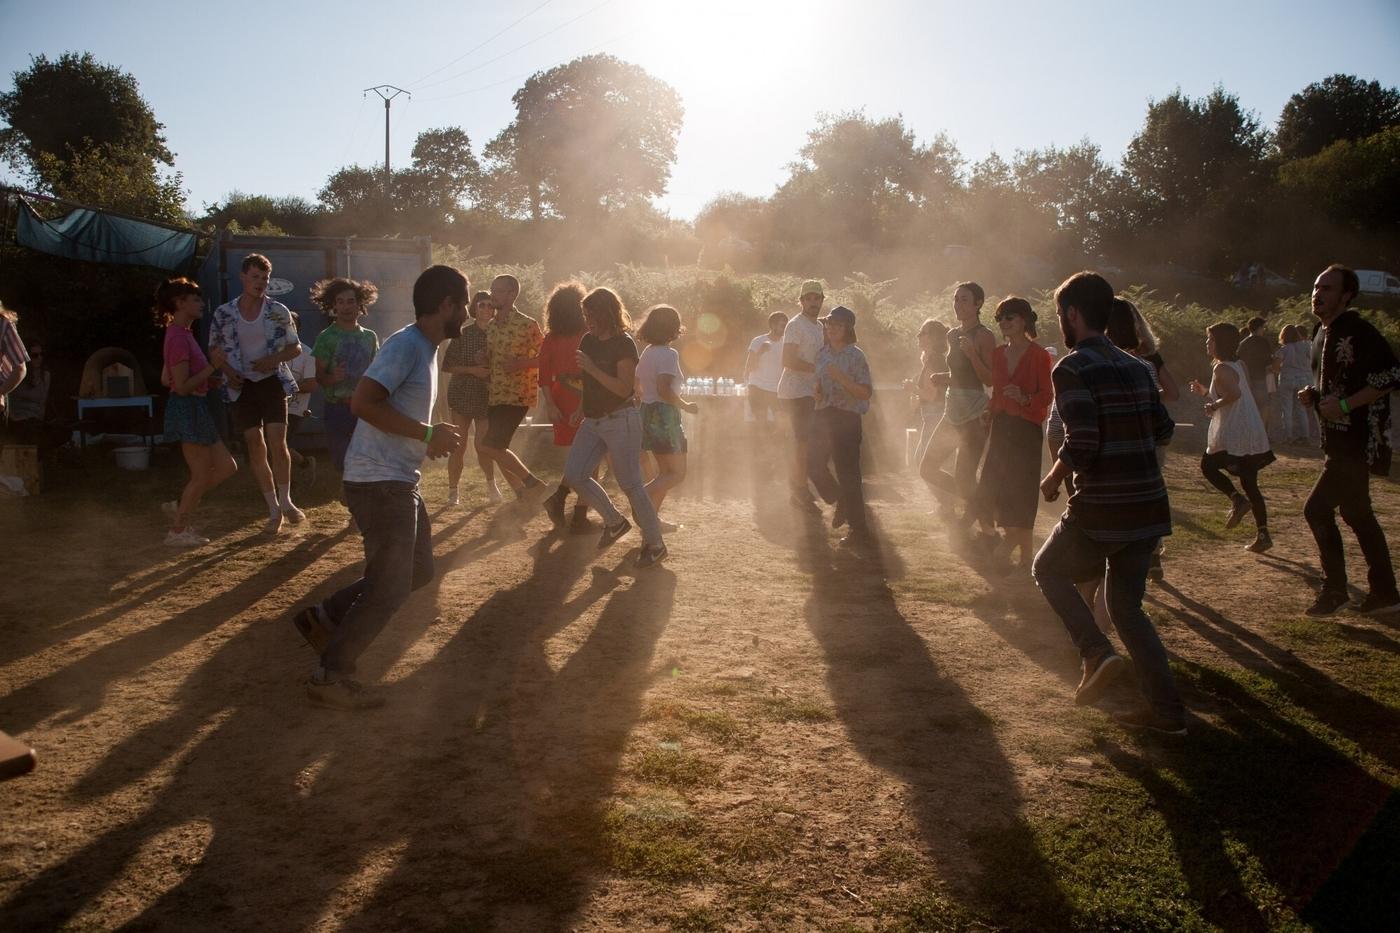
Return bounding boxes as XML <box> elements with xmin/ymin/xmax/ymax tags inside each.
<box><xmin>9</xmin><ymin>255</ymin><xmax>1390</xmax><ymax>721</ymax></box>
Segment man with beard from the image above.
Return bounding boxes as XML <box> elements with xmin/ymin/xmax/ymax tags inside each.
<box><xmin>291</xmin><ymin>265</ymin><xmax>467</xmax><ymax>710</ymax></box>
<box><xmin>1032</xmin><ymin>271</ymin><xmax>1184</xmax><ymax>735</ymax></box>
<box><xmin>1298</xmin><ymin>264</ymin><xmax>1399</xmax><ymax>617</ymax></box>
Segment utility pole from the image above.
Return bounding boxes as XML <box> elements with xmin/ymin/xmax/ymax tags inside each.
<box><xmin>362</xmin><ymin>85</ymin><xmax>411</xmax><ymax>201</ymax></box>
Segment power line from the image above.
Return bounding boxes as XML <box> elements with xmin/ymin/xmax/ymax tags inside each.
<box><xmin>406</xmin><ymin>0</ymin><xmax>558</xmax><ymax>89</ymax></box>
<box><xmin>411</xmin><ymin>0</ymin><xmax>618</xmax><ymax>92</ymax></box>
<box><xmin>414</xmin><ymin>25</ymin><xmax>640</xmax><ymax>104</ymax></box>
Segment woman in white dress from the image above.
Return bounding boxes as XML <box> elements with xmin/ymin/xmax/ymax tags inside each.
<box><xmin>1189</xmin><ymin>322</ymin><xmax>1276</xmax><ymax>553</ymax></box>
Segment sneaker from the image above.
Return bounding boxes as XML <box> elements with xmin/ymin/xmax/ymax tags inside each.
<box><xmin>543</xmin><ymin>490</ymin><xmax>568</xmax><ymax>529</ymax></box>
<box><xmin>657</xmin><ymin>519</ymin><xmax>683</xmax><ymax>533</ymax></box>
<box><xmin>1111</xmin><ymin>707</ymin><xmax>1188</xmax><ymax>736</ymax></box>
<box><xmin>264</xmin><ymin>512</ymin><xmax>284</xmax><ymax>535</ymax></box>
<box><xmin>1073</xmin><ymin>651</ymin><xmax>1124</xmax><ymax>706</ymax></box>
<box><xmin>305</xmin><ymin>676</ymin><xmax>384</xmax><ymax>710</ymax></box>
<box><xmin>282</xmin><ymin>503</ymin><xmax>307</xmax><ymax>524</ymax></box>
<box><xmin>292</xmin><ymin>606</ymin><xmax>332</xmax><ymax>654</ymax></box>
<box><xmin>486</xmin><ymin>484</ymin><xmax>504</xmax><ymax>504</ymax></box>
<box><xmin>519</xmin><ymin>476</ymin><xmax>550</xmax><ymax>502</ymax></box>
<box><xmin>838</xmin><ymin>531</ymin><xmax>875</xmax><ymax>554</ymax></box>
<box><xmin>1354</xmin><ymin>591</ymin><xmax>1400</xmax><ymax>616</ymax></box>
<box><xmin>637</xmin><ymin>543</ymin><xmax>668</xmax><ymax>568</ymax></box>
<box><xmin>1245</xmin><ymin>530</ymin><xmax>1273</xmax><ymax>553</ymax></box>
<box><xmin>164</xmin><ymin>528</ymin><xmax>209</xmax><ymax>547</ymax></box>
<box><xmin>598</xmin><ymin>518</ymin><xmax>632</xmax><ymax>549</ymax></box>
<box><xmin>447</xmin><ymin>489</ymin><xmax>460</xmax><ymax>507</ymax></box>
<box><xmin>161</xmin><ymin>499</ymin><xmax>179</xmax><ymax>517</ymax></box>
<box><xmin>569</xmin><ymin>513</ymin><xmax>596</xmax><ymax>535</ymax></box>
<box><xmin>832</xmin><ymin>501</ymin><xmax>847</xmax><ymax>529</ymax></box>
<box><xmin>1305</xmin><ymin>590</ymin><xmax>1350</xmax><ymax>617</ymax></box>
<box><xmin>1225</xmin><ymin>494</ymin><xmax>1249</xmax><ymax>530</ymax></box>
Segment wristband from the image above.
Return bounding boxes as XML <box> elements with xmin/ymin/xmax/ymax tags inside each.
<box><xmin>424</xmin><ymin>424</ymin><xmax>434</xmax><ymax>444</ymax></box>
<box><xmin>1338</xmin><ymin>397</ymin><xmax>1351</xmax><ymax>415</ymax></box>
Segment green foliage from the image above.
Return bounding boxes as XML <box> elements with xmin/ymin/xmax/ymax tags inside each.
<box><xmin>1278</xmin><ymin>126</ymin><xmax>1400</xmax><ymax>231</ymax></box>
<box><xmin>202</xmin><ymin>190</ymin><xmax>320</xmax><ymax>235</ymax></box>
<box><xmin>1275</xmin><ymin>73</ymin><xmax>1400</xmax><ymax>161</ymax></box>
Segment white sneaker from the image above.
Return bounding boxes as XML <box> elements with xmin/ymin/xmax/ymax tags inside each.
<box><xmin>165</xmin><ymin>528</ymin><xmax>209</xmax><ymax>547</ymax></box>
<box><xmin>161</xmin><ymin>499</ymin><xmax>179</xmax><ymax>517</ymax></box>
<box><xmin>447</xmin><ymin>490</ymin><xmax>460</xmax><ymax>507</ymax></box>
<box><xmin>281</xmin><ymin>504</ymin><xmax>307</xmax><ymax>524</ymax></box>
<box><xmin>265</xmin><ymin>512</ymin><xmax>284</xmax><ymax>535</ymax></box>
<box><xmin>486</xmin><ymin>484</ymin><xmax>503</xmax><ymax>504</ymax></box>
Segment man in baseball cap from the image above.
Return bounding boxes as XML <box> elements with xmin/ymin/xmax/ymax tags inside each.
<box><xmin>777</xmin><ymin>280</ymin><xmax>827</xmax><ymax>510</ymax></box>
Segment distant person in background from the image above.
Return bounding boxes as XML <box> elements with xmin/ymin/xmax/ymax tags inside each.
<box><xmin>285</xmin><ymin>312</ymin><xmax>319</xmax><ymax>489</ymax></box>
<box><xmin>1034</xmin><ymin>271</ymin><xmax>1182</xmax><ymax>736</ymax></box>
<box><xmin>972</xmin><ymin>298</ymin><xmax>1052</xmax><ymax>573</ymax></box>
<box><xmin>291</xmin><ymin>265</ymin><xmax>467</xmax><ymax>710</ymax></box>
<box><xmin>919</xmin><ymin>282</ymin><xmax>996</xmax><ymax>541</ymax></box>
<box><xmin>157</xmin><ymin>278</ymin><xmax>237</xmax><ymax>546</ymax></box>
<box><xmin>538</xmin><ymin>282</ymin><xmax>594</xmax><ymax>531</ymax></box>
<box><xmin>210</xmin><ymin>253</ymin><xmax>305</xmax><ymax>533</ymax></box>
<box><xmin>5</xmin><ymin>338</ymin><xmax>57</xmax><ymax>448</ymax></box>
<box><xmin>1189</xmin><ymin>323</ymin><xmax>1275</xmax><ymax>553</ymax></box>
<box><xmin>481</xmin><ymin>274</ymin><xmax>548</xmax><ymax>499</ymax></box>
<box><xmin>1298</xmin><ymin>264</ymin><xmax>1399</xmax><ymax>617</ymax></box>
<box><xmin>905</xmin><ymin>318</ymin><xmax>949</xmax><ymax>468</ymax></box>
<box><xmin>0</xmin><ymin>302</ymin><xmax>29</xmax><ymax>427</ymax></box>
<box><xmin>1237</xmin><ymin>316</ymin><xmax>1274</xmax><ymax>437</ymax></box>
<box><xmin>442</xmin><ymin>291</ymin><xmax>497</xmax><ymax>506</ymax></box>
<box><xmin>744</xmin><ymin>311</ymin><xmax>787</xmax><ymax>425</ymax></box>
<box><xmin>809</xmin><ymin>305</ymin><xmax>875</xmax><ymax>552</ymax></box>
<box><xmin>311</xmin><ymin>277</ymin><xmax>380</xmax><ymax>479</ymax></box>
<box><xmin>563</xmin><ymin>287</ymin><xmax>667</xmax><ymax>568</ymax></box>
<box><xmin>1275</xmin><ymin>324</ymin><xmax>1314</xmax><ymax>445</ymax></box>
<box><xmin>778</xmin><ymin>281</ymin><xmax>826</xmax><ymax>511</ymax></box>
<box><xmin>635</xmin><ymin>304</ymin><xmax>698</xmax><ymax>529</ymax></box>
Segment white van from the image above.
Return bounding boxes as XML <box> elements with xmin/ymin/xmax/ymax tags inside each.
<box><xmin>1356</xmin><ymin>269</ymin><xmax>1400</xmax><ymax>297</ymax></box>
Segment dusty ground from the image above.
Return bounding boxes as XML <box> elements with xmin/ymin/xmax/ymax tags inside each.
<box><xmin>0</xmin><ymin>429</ymin><xmax>1397</xmax><ymax>931</ymax></box>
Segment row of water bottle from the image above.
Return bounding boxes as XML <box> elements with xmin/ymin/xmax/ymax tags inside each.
<box><xmin>683</xmin><ymin>377</ymin><xmax>747</xmax><ymax>396</ymax></box>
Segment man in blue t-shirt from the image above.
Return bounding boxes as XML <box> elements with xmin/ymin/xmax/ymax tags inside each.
<box><xmin>291</xmin><ymin>266</ymin><xmax>468</xmax><ymax>710</ymax></box>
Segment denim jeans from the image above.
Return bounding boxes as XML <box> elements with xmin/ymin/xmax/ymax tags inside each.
<box><xmin>1304</xmin><ymin>456</ymin><xmax>1397</xmax><ymax>597</ymax></box>
<box><xmin>1032</xmin><ymin>518</ymin><xmax>1183</xmax><ymax>720</ymax></box>
<box><xmin>808</xmin><ymin>407</ymin><xmax>867</xmax><ymax>532</ymax></box>
<box><xmin>323</xmin><ymin>402</ymin><xmax>359</xmax><ymax>473</ymax></box>
<box><xmin>564</xmin><ymin>407</ymin><xmax>663</xmax><ymax>547</ymax></box>
<box><xmin>320</xmin><ymin>481</ymin><xmax>434</xmax><ymax>677</ymax></box>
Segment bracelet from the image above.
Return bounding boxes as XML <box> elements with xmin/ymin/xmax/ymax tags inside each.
<box><xmin>423</xmin><ymin>424</ymin><xmax>434</xmax><ymax>444</ymax></box>
<box><xmin>1338</xmin><ymin>397</ymin><xmax>1351</xmax><ymax>415</ymax></box>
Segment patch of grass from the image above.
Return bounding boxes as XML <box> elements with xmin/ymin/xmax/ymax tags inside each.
<box><xmin>712</xmin><ymin>812</ymin><xmax>796</xmax><ymax>863</ymax></box>
<box><xmin>667</xmin><ymin>907</ymin><xmax>726</xmax><ymax>932</ymax></box>
<box><xmin>602</xmin><ymin>798</ymin><xmax>708</xmax><ymax>883</ymax></box>
<box><xmin>878</xmin><ymin>886</ymin><xmax>985</xmax><ymax>932</ymax></box>
<box><xmin>868</xmin><ymin>844</ymin><xmax>922</xmax><ymax>881</ymax></box>
<box><xmin>760</xmin><ymin>694</ymin><xmax>835</xmax><ymax>723</ymax></box>
<box><xmin>1270</xmin><ymin>619</ymin><xmax>1400</xmax><ymax>710</ymax></box>
<box><xmin>892</xmin><ymin>572</ymin><xmax>989</xmax><ymax>608</ymax></box>
<box><xmin>632</xmin><ymin>747</ymin><xmax>721</xmax><ymax>788</ymax></box>
<box><xmin>646</xmin><ymin>701</ymin><xmax>755</xmax><ymax>748</ymax></box>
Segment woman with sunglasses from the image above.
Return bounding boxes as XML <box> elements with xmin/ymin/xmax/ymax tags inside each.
<box><xmin>442</xmin><ymin>291</ymin><xmax>500</xmax><ymax>505</ymax></box>
<box><xmin>972</xmin><ymin>297</ymin><xmax>1052</xmax><ymax>572</ymax></box>
<box><xmin>810</xmin><ymin>305</ymin><xmax>874</xmax><ymax>551</ymax></box>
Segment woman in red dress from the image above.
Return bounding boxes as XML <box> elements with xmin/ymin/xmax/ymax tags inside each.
<box><xmin>538</xmin><ymin>281</ymin><xmax>593</xmax><ymax>531</ymax></box>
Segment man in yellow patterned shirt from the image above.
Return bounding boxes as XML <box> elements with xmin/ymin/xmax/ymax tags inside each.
<box><xmin>482</xmin><ymin>274</ymin><xmax>548</xmax><ymax>496</ymax></box>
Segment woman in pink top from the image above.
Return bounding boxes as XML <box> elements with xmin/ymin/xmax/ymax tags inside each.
<box><xmin>972</xmin><ymin>297</ymin><xmax>1053</xmax><ymax>571</ymax></box>
<box><xmin>158</xmin><ymin>277</ymin><xmax>237</xmax><ymax>546</ymax></box>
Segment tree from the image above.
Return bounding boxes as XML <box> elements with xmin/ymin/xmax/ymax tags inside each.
<box><xmin>316</xmin><ymin>127</ymin><xmax>483</xmax><ymax>235</ymax></box>
<box><xmin>406</xmin><ymin>126</ymin><xmax>483</xmax><ymax>209</ymax></box>
<box><xmin>1278</xmin><ymin>125</ymin><xmax>1400</xmax><ymax>232</ymax></box>
<box><xmin>0</xmin><ymin>52</ymin><xmax>184</xmax><ymax>219</ymax></box>
<box><xmin>203</xmin><ymin>191</ymin><xmax>321</xmax><ymax>236</ymax></box>
<box><xmin>486</xmin><ymin>54</ymin><xmax>683</xmax><ymax>222</ymax></box>
<box><xmin>1276</xmin><ymin>74</ymin><xmax>1400</xmax><ymax>161</ymax></box>
<box><xmin>1012</xmin><ymin>140</ymin><xmax>1118</xmax><ymax>256</ymax></box>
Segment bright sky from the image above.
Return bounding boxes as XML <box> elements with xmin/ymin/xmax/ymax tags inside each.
<box><xmin>2</xmin><ymin>0</ymin><xmax>1398</xmax><ymax>220</ymax></box>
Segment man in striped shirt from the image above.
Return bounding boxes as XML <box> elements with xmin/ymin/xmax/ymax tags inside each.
<box><xmin>1032</xmin><ymin>271</ymin><xmax>1185</xmax><ymax>736</ymax></box>
<box><xmin>0</xmin><ymin>305</ymin><xmax>30</xmax><ymax>421</ymax></box>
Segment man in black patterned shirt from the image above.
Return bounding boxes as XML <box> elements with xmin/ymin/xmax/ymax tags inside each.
<box><xmin>1299</xmin><ymin>264</ymin><xmax>1400</xmax><ymax>617</ymax></box>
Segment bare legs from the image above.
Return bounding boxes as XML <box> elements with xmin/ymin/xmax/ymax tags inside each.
<box><xmin>173</xmin><ymin>441</ymin><xmax>237</xmax><ymax>532</ymax></box>
<box><xmin>646</xmin><ymin>451</ymin><xmax>687</xmax><ymax>515</ymax></box>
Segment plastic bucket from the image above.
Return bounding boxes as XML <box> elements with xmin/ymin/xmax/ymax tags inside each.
<box><xmin>113</xmin><ymin>446</ymin><xmax>151</xmax><ymax>470</ymax></box>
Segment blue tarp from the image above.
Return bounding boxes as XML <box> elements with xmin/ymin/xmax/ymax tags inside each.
<box><xmin>16</xmin><ymin>198</ymin><xmax>197</xmax><ymax>270</ymax></box>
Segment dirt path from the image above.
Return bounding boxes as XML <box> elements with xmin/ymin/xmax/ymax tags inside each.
<box><xmin>1</xmin><ymin>446</ymin><xmax>1396</xmax><ymax>930</ymax></box>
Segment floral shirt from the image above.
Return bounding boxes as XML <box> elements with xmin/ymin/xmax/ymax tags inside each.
<box><xmin>208</xmin><ymin>296</ymin><xmax>300</xmax><ymax>400</ymax></box>
<box><xmin>486</xmin><ymin>308</ymin><xmax>544</xmax><ymax>407</ymax></box>
<box><xmin>815</xmin><ymin>343</ymin><xmax>871</xmax><ymax>415</ymax></box>
<box><xmin>1312</xmin><ymin>310</ymin><xmax>1400</xmax><ymax>475</ymax></box>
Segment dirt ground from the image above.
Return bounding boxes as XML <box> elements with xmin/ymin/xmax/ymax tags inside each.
<box><xmin>1</xmin><ymin>425</ymin><xmax>1397</xmax><ymax>931</ymax></box>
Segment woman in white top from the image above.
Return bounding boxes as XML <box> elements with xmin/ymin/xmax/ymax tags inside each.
<box><xmin>1274</xmin><ymin>323</ymin><xmax>1315</xmax><ymax>445</ymax></box>
<box><xmin>1189</xmin><ymin>322</ymin><xmax>1276</xmax><ymax>553</ymax></box>
<box><xmin>635</xmin><ymin>305</ymin><xmax>698</xmax><ymax>526</ymax></box>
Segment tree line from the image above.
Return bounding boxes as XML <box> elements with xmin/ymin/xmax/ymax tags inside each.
<box><xmin>3</xmin><ymin>52</ymin><xmax>1398</xmax><ymax>293</ymax></box>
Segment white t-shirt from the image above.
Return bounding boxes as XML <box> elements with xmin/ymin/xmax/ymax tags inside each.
<box><xmin>636</xmin><ymin>344</ymin><xmax>683</xmax><ymax>404</ymax></box>
<box><xmin>746</xmin><ymin>333</ymin><xmax>784</xmax><ymax>392</ymax></box>
<box><xmin>235</xmin><ymin>313</ymin><xmax>273</xmax><ymax>382</ymax></box>
<box><xmin>287</xmin><ymin>344</ymin><xmax>316</xmax><ymax>417</ymax></box>
<box><xmin>777</xmin><ymin>313</ymin><xmax>823</xmax><ymax>399</ymax></box>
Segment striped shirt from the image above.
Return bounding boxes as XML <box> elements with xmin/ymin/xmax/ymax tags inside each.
<box><xmin>0</xmin><ymin>316</ymin><xmax>28</xmax><ymax>382</ymax></box>
<box><xmin>1053</xmin><ymin>335</ymin><xmax>1174</xmax><ymax>542</ymax></box>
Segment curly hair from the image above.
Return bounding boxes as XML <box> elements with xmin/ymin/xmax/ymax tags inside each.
<box><xmin>545</xmin><ymin>281</ymin><xmax>586</xmax><ymax>336</ymax></box>
<box><xmin>581</xmin><ymin>287</ymin><xmax>632</xmax><ymax>335</ymax></box>
<box><xmin>309</xmin><ymin>277</ymin><xmax>379</xmax><ymax>313</ymax></box>
<box><xmin>152</xmin><ymin>277</ymin><xmax>203</xmax><ymax>326</ymax></box>
<box><xmin>637</xmin><ymin>305</ymin><xmax>684</xmax><ymax>346</ymax></box>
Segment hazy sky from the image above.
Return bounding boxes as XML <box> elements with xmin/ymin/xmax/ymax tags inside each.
<box><xmin>2</xmin><ymin>0</ymin><xmax>1398</xmax><ymax>219</ymax></box>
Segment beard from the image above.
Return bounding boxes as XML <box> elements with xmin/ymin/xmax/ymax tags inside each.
<box><xmin>1059</xmin><ymin>313</ymin><xmax>1078</xmax><ymax>349</ymax></box>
